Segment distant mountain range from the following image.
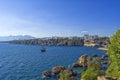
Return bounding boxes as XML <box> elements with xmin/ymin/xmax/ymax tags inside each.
<box><xmin>0</xmin><ymin>35</ymin><xmax>35</xmax><ymax>41</ymax></box>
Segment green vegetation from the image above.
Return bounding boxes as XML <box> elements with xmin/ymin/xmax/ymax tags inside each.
<box><xmin>106</xmin><ymin>29</ymin><xmax>120</xmax><ymax>78</ymax></box>
<box><xmin>82</xmin><ymin>29</ymin><xmax>120</xmax><ymax>80</ymax></box>
<box><xmin>82</xmin><ymin>58</ymin><xmax>105</xmax><ymax>80</ymax></box>
<box><xmin>59</xmin><ymin>70</ymin><xmax>69</xmax><ymax>80</ymax></box>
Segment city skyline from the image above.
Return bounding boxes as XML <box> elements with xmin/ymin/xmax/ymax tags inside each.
<box><xmin>0</xmin><ymin>0</ymin><xmax>120</xmax><ymax>37</ymax></box>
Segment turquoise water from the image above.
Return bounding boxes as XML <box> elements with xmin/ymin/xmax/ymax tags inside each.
<box><xmin>0</xmin><ymin>43</ymin><xmax>106</xmax><ymax>80</ymax></box>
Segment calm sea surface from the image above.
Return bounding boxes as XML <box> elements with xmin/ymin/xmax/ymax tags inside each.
<box><xmin>0</xmin><ymin>43</ymin><xmax>106</xmax><ymax>80</ymax></box>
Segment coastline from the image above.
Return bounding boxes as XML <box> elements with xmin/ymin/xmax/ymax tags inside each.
<box><xmin>98</xmin><ymin>47</ymin><xmax>108</xmax><ymax>51</ymax></box>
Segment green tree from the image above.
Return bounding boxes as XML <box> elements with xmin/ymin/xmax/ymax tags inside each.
<box><xmin>106</xmin><ymin>29</ymin><xmax>120</xmax><ymax>78</ymax></box>
<box><xmin>81</xmin><ymin>58</ymin><xmax>105</xmax><ymax>80</ymax></box>
<box><xmin>59</xmin><ymin>70</ymin><xmax>69</xmax><ymax>80</ymax></box>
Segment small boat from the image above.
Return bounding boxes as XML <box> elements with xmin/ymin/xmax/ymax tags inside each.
<box><xmin>41</xmin><ymin>47</ymin><xmax>46</xmax><ymax>52</ymax></box>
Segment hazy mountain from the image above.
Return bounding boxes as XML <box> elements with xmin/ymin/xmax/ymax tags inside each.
<box><xmin>0</xmin><ymin>35</ymin><xmax>35</xmax><ymax>41</ymax></box>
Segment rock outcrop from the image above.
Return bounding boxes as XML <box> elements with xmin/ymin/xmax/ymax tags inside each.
<box><xmin>52</xmin><ymin>66</ymin><xmax>65</xmax><ymax>75</ymax></box>
<box><xmin>72</xmin><ymin>54</ymin><xmax>88</xmax><ymax>67</ymax></box>
<box><xmin>63</xmin><ymin>68</ymin><xmax>77</xmax><ymax>77</ymax></box>
<box><xmin>78</xmin><ymin>54</ymin><xmax>88</xmax><ymax>67</ymax></box>
<box><xmin>43</xmin><ymin>71</ymin><xmax>51</xmax><ymax>77</ymax></box>
<box><xmin>97</xmin><ymin>76</ymin><xmax>120</xmax><ymax>80</ymax></box>
<box><xmin>72</xmin><ymin>62</ymin><xmax>82</xmax><ymax>67</ymax></box>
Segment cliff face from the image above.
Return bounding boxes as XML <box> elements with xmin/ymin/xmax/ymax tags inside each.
<box><xmin>8</xmin><ymin>38</ymin><xmax>84</xmax><ymax>46</ymax></box>
<box><xmin>8</xmin><ymin>37</ymin><xmax>110</xmax><ymax>47</ymax></box>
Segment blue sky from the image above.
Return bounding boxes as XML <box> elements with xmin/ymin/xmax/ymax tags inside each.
<box><xmin>0</xmin><ymin>0</ymin><xmax>120</xmax><ymax>37</ymax></box>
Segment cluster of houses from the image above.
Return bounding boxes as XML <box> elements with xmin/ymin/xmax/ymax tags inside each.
<box><xmin>83</xmin><ymin>34</ymin><xmax>109</xmax><ymax>49</ymax></box>
<box><xmin>83</xmin><ymin>34</ymin><xmax>99</xmax><ymax>47</ymax></box>
<box><xmin>9</xmin><ymin>34</ymin><xmax>109</xmax><ymax>49</ymax></box>
<box><xmin>39</xmin><ymin>34</ymin><xmax>109</xmax><ymax>48</ymax></box>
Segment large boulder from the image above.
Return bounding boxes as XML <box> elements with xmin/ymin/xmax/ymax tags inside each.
<box><xmin>78</xmin><ymin>54</ymin><xmax>88</xmax><ymax>67</ymax></box>
<box><xmin>52</xmin><ymin>66</ymin><xmax>65</xmax><ymax>75</ymax></box>
<box><xmin>72</xmin><ymin>63</ymin><xmax>82</xmax><ymax>67</ymax></box>
<box><xmin>63</xmin><ymin>68</ymin><xmax>77</xmax><ymax>77</ymax></box>
<box><xmin>43</xmin><ymin>71</ymin><xmax>51</xmax><ymax>77</ymax></box>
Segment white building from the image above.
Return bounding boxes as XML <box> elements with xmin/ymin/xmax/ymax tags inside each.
<box><xmin>84</xmin><ymin>34</ymin><xmax>98</xmax><ymax>42</ymax></box>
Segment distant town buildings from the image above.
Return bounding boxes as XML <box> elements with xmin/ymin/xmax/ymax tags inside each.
<box><xmin>84</xmin><ymin>34</ymin><xmax>98</xmax><ymax>42</ymax></box>
<box><xmin>83</xmin><ymin>34</ymin><xmax>99</xmax><ymax>47</ymax></box>
<box><xmin>9</xmin><ymin>34</ymin><xmax>110</xmax><ymax>48</ymax></box>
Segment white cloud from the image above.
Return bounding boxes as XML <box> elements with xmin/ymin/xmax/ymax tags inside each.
<box><xmin>80</xmin><ymin>30</ymin><xmax>88</xmax><ymax>34</ymax></box>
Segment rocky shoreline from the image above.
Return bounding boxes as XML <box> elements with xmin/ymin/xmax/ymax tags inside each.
<box><xmin>42</xmin><ymin>54</ymin><xmax>109</xmax><ymax>80</ymax></box>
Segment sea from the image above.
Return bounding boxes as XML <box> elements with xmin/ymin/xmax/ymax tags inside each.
<box><xmin>0</xmin><ymin>43</ymin><xmax>106</xmax><ymax>80</ymax></box>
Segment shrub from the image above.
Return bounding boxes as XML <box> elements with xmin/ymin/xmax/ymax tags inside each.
<box><xmin>81</xmin><ymin>58</ymin><xmax>104</xmax><ymax>80</ymax></box>
<box><xmin>59</xmin><ymin>70</ymin><xmax>69</xmax><ymax>80</ymax></box>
